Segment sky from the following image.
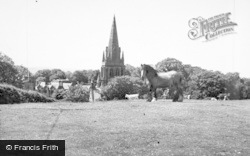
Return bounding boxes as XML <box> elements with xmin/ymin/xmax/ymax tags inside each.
<box><xmin>0</xmin><ymin>0</ymin><xmax>249</xmax><ymax>78</ymax></box>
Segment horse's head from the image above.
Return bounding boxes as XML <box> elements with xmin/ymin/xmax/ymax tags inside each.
<box><xmin>141</xmin><ymin>64</ymin><xmax>158</xmax><ymax>81</ymax></box>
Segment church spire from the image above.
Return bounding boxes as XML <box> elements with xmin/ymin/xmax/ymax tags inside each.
<box><xmin>108</xmin><ymin>16</ymin><xmax>119</xmax><ymax>57</ymax></box>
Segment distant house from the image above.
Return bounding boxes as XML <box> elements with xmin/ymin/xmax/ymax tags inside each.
<box><xmin>50</xmin><ymin>79</ymin><xmax>72</xmax><ymax>90</ymax></box>
<box><xmin>35</xmin><ymin>79</ymin><xmax>72</xmax><ymax>91</ymax></box>
<box><xmin>35</xmin><ymin>81</ymin><xmax>45</xmax><ymax>90</ymax></box>
<box><xmin>40</xmin><ymin>82</ymin><xmax>46</xmax><ymax>88</ymax></box>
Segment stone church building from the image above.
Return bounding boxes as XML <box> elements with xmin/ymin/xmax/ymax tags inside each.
<box><xmin>99</xmin><ymin>16</ymin><xmax>125</xmax><ymax>86</ymax></box>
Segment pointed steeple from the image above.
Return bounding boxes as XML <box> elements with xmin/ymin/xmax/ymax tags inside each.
<box><xmin>108</xmin><ymin>16</ymin><xmax>119</xmax><ymax>58</ymax></box>
<box><xmin>102</xmin><ymin>51</ymin><xmax>105</xmax><ymax>62</ymax></box>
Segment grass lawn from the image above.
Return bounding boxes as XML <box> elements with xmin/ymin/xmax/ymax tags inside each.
<box><xmin>0</xmin><ymin>99</ymin><xmax>250</xmax><ymax>156</ymax></box>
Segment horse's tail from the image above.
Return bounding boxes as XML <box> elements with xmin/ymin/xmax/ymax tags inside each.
<box><xmin>180</xmin><ymin>75</ymin><xmax>184</xmax><ymax>85</ymax></box>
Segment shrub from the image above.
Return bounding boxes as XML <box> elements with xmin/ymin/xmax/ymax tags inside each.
<box><xmin>0</xmin><ymin>84</ymin><xmax>21</xmax><ymax>104</ymax></box>
<box><xmin>21</xmin><ymin>90</ymin><xmax>54</xmax><ymax>103</ymax></box>
<box><xmin>101</xmin><ymin>76</ymin><xmax>149</xmax><ymax>100</ymax></box>
<box><xmin>51</xmin><ymin>89</ymin><xmax>67</xmax><ymax>100</ymax></box>
<box><xmin>0</xmin><ymin>83</ymin><xmax>55</xmax><ymax>104</ymax></box>
<box><xmin>64</xmin><ymin>85</ymin><xmax>89</xmax><ymax>102</ymax></box>
<box><xmin>190</xmin><ymin>90</ymin><xmax>203</xmax><ymax>99</ymax></box>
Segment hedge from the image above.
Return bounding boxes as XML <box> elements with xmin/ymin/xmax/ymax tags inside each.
<box><xmin>0</xmin><ymin>83</ymin><xmax>55</xmax><ymax>104</ymax></box>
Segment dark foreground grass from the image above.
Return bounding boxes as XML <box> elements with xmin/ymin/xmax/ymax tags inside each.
<box><xmin>0</xmin><ymin>100</ymin><xmax>250</xmax><ymax>156</ymax></box>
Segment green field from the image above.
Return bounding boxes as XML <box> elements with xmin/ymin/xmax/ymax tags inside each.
<box><xmin>0</xmin><ymin>100</ymin><xmax>250</xmax><ymax>156</ymax></box>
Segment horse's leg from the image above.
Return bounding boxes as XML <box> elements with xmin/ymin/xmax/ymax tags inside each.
<box><xmin>172</xmin><ymin>90</ymin><xmax>178</xmax><ymax>102</ymax></box>
<box><xmin>146</xmin><ymin>85</ymin><xmax>153</xmax><ymax>102</ymax></box>
<box><xmin>172</xmin><ymin>86</ymin><xmax>179</xmax><ymax>102</ymax></box>
<box><xmin>151</xmin><ymin>88</ymin><xmax>157</xmax><ymax>102</ymax></box>
<box><xmin>177</xmin><ymin>87</ymin><xmax>184</xmax><ymax>102</ymax></box>
<box><xmin>146</xmin><ymin>91</ymin><xmax>152</xmax><ymax>102</ymax></box>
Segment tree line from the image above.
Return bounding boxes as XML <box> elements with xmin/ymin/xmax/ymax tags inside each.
<box><xmin>0</xmin><ymin>52</ymin><xmax>100</xmax><ymax>87</ymax></box>
<box><xmin>155</xmin><ymin>58</ymin><xmax>250</xmax><ymax>99</ymax></box>
<box><xmin>1</xmin><ymin>52</ymin><xmax>250</xmax><ymax>99</ymax></box>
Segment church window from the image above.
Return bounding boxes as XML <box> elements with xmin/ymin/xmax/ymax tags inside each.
<box><xmin>110</xmin><ymin>69</ymin><xmax>113</xmax><ymax>77</ymax></box>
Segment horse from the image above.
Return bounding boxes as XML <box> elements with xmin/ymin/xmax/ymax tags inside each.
<box><xmin>141</xmin><ymin>64</ymin><xmax>184</xmax><ymax>102</ymax></box>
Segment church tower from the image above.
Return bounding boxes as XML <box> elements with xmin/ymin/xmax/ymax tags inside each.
<box><xmin>100</xmin><ymin>16</ymin><xmax>125</xmax><ymax>86</ymax></box>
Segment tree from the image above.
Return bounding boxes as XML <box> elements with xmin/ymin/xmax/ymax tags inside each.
<box><xmin>36</xmin><ymin>77</ymin><xmax>46</xmax><ymax>83</ymax></box>
<box><xmin>0</xmin><ymin>61</ymin><xmax>19</xmax><ymax>86</ymax></box>
<box><xmin>0</xmin><ymin>52</ymin><xmax>22</xmax><ymax>87</ymax></box>
<box><xmin>0</xmin><ymin>52</ymin><xmax>14</xmax><ymax>65</ymax></box>
<box><xmin>156</xmin><ymin>58</ymin><xmax>183</xmax><ymax>71</ymax></box>
<box><xmin>72</xmin><ymin>70</ymin><xmax>89</xmax><ymax>84</ymax></box>
<box><xmin>183</xmin><ymin>65</ymin><xmax>208</xmax><ymax>95</ymax></box>
<box><xmin>34</xmin><ymin>69</ymin><xmax>52</xmax><ymax>84</ymax></box>
<box><xmin>14</xmin><ymin>65</ymin><xmax>35</xmax><ymax>88</ymax></box>
<box><xmin>197</xmin><ymin>71</ymin><xmax>226</xmax><ymax>98</ymax></box>
<box><xmin>15</xmin><ymin>65</ymin><xmax>32</xmax><ymax>81</ymax></box>
<box><xmin>49</xmin><ymin>69</ymin><xmax>66</xmax><ymax>81</ymax></box>
<box><xmin>87</xmin><ymin>70</ymin><xmax>99</xmax><ymax>82</ymax></box>
<box><xmin>242</xmin><ymin>78</ymin><xmax>250</xmax><ymax>99</ymax></box>
<box><xmin>186</xmin><ymin>70</ymin><xmax>226</xmax><ymax>99</ymax></box>
<box><xmin>65</xmin><ymin>71</ymin><xmax>73</xmax><ymax>81</ymax></box>
<box><xmin>0</xmin><ymin>52</ymin><xmax>36</xmax><ymax>88</ymax></box>
<box><xmin>223</xmin><ymin>72</ymin><xmax>242</xmax><ymax>99</ymax></box>
<box><xmin>124</xmin><ymin>64</ymin><xmax>141</xmax><ymax>78</ymax></box>
<box><xmin>133</xmin><ymin>67</ymin><xmax>141</xmax><ymax>78</ymax></box>
<box><xmin>222</xmin><ymin>72</ymin><xmax>250</xmax><ymax>100</ymax></box>
<box><xmin>243</xmin><ymin>78</ymin><xmax>250</xmax><ymax>86</ymax></box>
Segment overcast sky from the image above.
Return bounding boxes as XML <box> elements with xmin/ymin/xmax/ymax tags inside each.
<box><xmin>0</xmin><ymin>0</ymin><xmax>249</xmax><ymax>77</ymax></box>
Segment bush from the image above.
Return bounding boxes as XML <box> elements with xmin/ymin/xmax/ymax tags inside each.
<box><xmin>101</xmin><ymin>76</ymin><xmax>148</xmax><ymax>100</ymax></box>
<box><xmin>190</xmin><ymin>90</ymin><xmax>203</xmax><ymax>99</ymax></box>
<box><xmin>0</xmin><ymin>83</ymin><xmax>55</xmax><ymax>104</ymax></box>
<box><xmin>0</xmin><ymin>84</ymin><xmax>21</xmax><ymax>104</ymax></box>
<box><xmin>64</xmin><ymin>85</ymin><xmax>89</xmax><ymax>102</ymax></box>
<box><xmin>51</xmin><ymin>89</ymin><xmax>67</xmax><ymax>100</ymax></box>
